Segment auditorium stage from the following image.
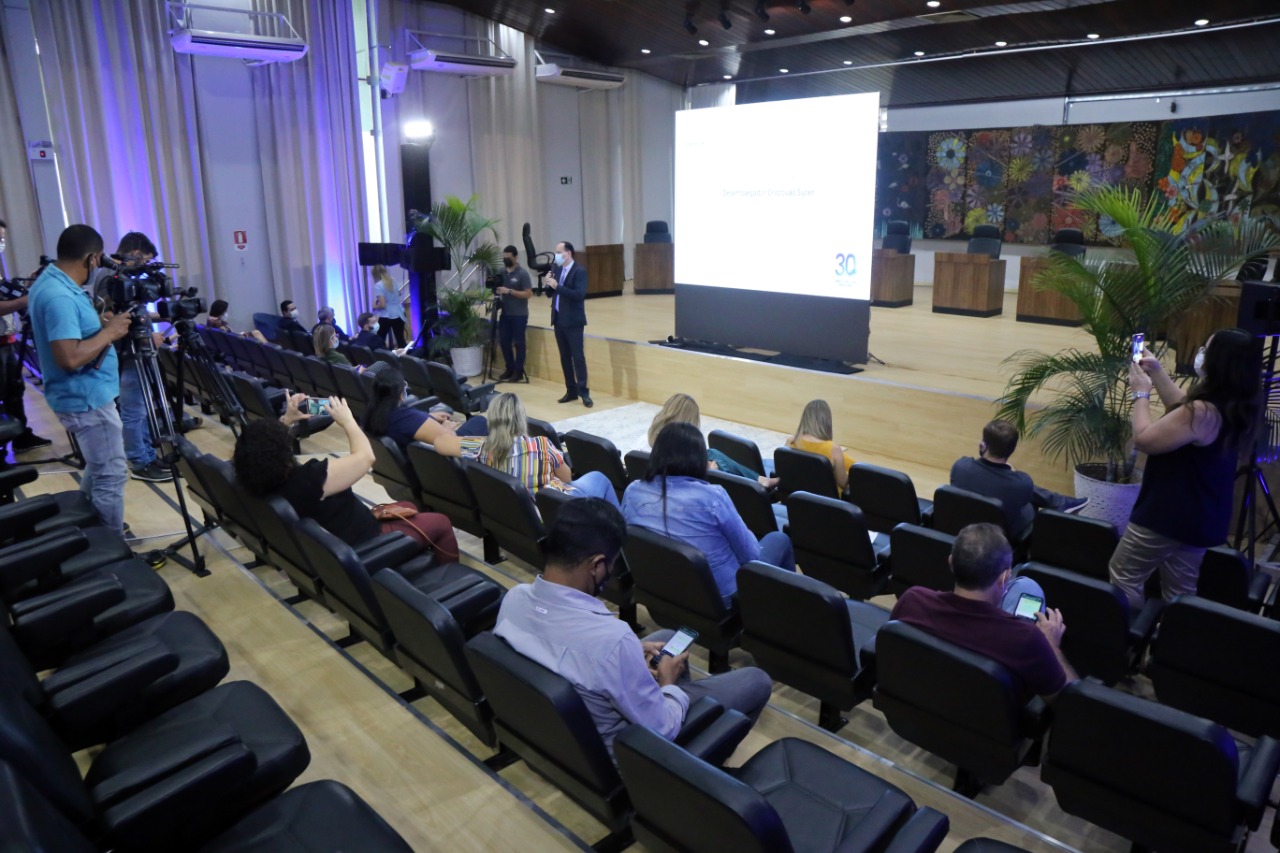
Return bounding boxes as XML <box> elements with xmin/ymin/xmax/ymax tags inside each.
<box><xmin>517</xmin><ymin>285</ymin><xmax>1091</xmax><ymax>495</ymax></box>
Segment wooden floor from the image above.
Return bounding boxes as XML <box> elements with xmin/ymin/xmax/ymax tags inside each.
<box><xmin>13</xmin><ymin>330</ymin><xmax>1274</xmax><ymax>853</ymax></box>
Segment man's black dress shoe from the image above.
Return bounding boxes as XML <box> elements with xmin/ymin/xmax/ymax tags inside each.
<box><xmin>582</xmin><ymin>394</ymin><xmax>594</xmax><ymax>408</ymax></box>
<box><xmin>557</xmin><ymin>393</ymin><xmax>579</xmax><ymax>403</ymax></box>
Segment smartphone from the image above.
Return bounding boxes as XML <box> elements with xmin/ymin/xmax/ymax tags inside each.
<box><xmin>1131</xmin><ymin>332</ymin><xmax>1145</xmax><ymax>364</ymax></box>
<box><xmin>650</xmin><ymin>627</ymin><xmax>699</xmax><ymax>667</ymax></box>
<box><xmin>305</xmin><ymin>397</ymin><xmax>327</xmax><ymax>416</ymax></box>
<box><xmin>1014</xmin><ymin>593</ymin><xmax>1044</xmax><ymax>621</ymax></box>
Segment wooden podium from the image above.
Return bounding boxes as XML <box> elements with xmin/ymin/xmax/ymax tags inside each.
<box><xmin>870</xmin><ymin>248</ymin><xmax>915</xmax><ymax>307</ymax></box>
<box><xmin>634</xmin><ymin>242</ymin><xmax>674</xmax><ymax>294</ymax></box>
<box><xmin>1015</xmin><ymin>256</ymin><xmax>1082</xmax><ymax>326</ymax></box>
<box><xmin>582</xmin><ymin>244</ymin><xmax>624</xmax><ymax>297</ymax></box>
<box><xmin>932</xmin><ymin>253</ymin><xmax>1006</xmax><ymax>317</ymax></box>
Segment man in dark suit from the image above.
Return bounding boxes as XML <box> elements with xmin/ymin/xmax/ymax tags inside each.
<box><xmin>544</xmin><ymin>240</ymin><xmax>592</xmax><ymax>408</ymax></box>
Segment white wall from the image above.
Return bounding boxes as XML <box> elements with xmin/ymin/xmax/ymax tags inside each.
<box><xmin>636</xmin><ymin>74</ymin><xmax>678</xmax><ymax>236</ymax></box>
<box><xmin>538</xmin><ymin>84</ymin><xmax>585</xmax><ymax>250</ymax></box>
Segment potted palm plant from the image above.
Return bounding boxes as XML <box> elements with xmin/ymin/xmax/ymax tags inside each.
<box><xmin>418</xmin><ymin>195</ymin><xmax>502</xmax><ymax>376</ymax></box>
<box><xmin>997</xmin><ymin>185</ymin><xmax>1278</xmax><ymax>530</ymax></box>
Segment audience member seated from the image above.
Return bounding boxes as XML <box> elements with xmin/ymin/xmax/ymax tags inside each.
<box><xmin>493</xmin><ymin>497</ymin><xmax>771</xmax><ymax>755</ymax></box>
<box><xmin>784</xmin><ymin>399</ymin><xmax>854</xmax><ymax>491</ymax></box>
<box><xmin>950</xmin><ymin>420</ymin><xmax>1086</xmax><ymax>540</ymax></box>
<box><xmin>648</xmin><ymin>393</ymin><xmax>778</xmax><ymax>488</ymax></box>
<box><xmin>434</xmin><ymin>392</ymin><xmax>618</xmax><ymax>506</ymax></box>
<box><xmin>363</xmin><ymin>363</ymin><xmax>486</xmax><ymax>448</ymax></box>
<box><xmin>233</xmin><ymin>395</ymin><xmax>458</xmax><ymax>562</ymax></box>
<box><xmin>314</xmin><ymin>324</ymin><xmax>350</xmax><ymax>366</ymax></box>
<box><xmin>623</xmin><ymin>422</ymin><xmax>794</xmax><ymax>601</ymax></box>
<box><xmin>891</xmin><ymin>523</ymin><xmax>1076</xmax><ymax>703</ymax></box>
<box><xmin>311</xmin><ymin>305</ymin><xmax>349</xmax><ymax>343</ymax></box>
<box><xmin>278</xmin><ymin>299</ymin><xmax>307</xmax><ymax>334</ymax></box>
<box><xmin>352</xmin><ymin>311</ymin><xmax>384</xmax><ymax>350</ymax></box>
<box><xmin>206</xmin><ymin>299</ymin><xmax>267</xmax><ymax>343</ymax></box>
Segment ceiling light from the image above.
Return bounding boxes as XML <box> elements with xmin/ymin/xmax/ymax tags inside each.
<box><xmin>1086</xmin><ymin>33</ymin><xmax>1099</xmax><ymax>39</ymax></box>
<box><xmin>994</xmin><ymin>40</ymin><xmax>1007</xmax><ymax>46</ymax></box>
<box><xmin>641</xmin><ymin>48</ymin><xmax>651</xmax><ymax>54</ymax></box>
<box><xmin>839</xmin><ymin>15</ymin><xmax>852</xmax><ymax>23</ymax></box>
<box><xmin>779</xmin><ymin>67</ymin><xmax>789</xmax><ymax>73</ymax></box>
<box><xmin>698</xmin><ymin>38</ymin><xmax>709</xmax><ymax>45</ymax></box>
<box><xmin>913</xmin><ymin>50</ymin><xmax>925</xmax><ymax>56</ymax></box>
<box><xmin>683</xmin><ymin>15</ymin><xmax>698</xmax><ymax>35</ymax></box>
<box><xmin>843</xmin><ymin>60</ymin><xmax>852</xmax><ymax>65</ymax></box>
<box><xmin>764</xmin><ymin>28</ymin><xmax>775</xmax><ymax>35</ymax></box>
<box><xmin>926</xmin><ymin>0</ymin><xmax>940</xmax><ymax>6</ymax></box>
<box><xmin>1194</xmin><ymin>18</ymin><xmax>1209</xmax><ymax>26</ymax></box>
<box><xmin>723</xmin><ymin>74</ymin><xmax>733</xmax><ymax>79</ymax></box>
<box><xmin>796</xmin><ymin>0</ymin><xmax>811</xmax><ymax>13</ymax></box>
<box><xmin>754</xmin><ymin>2</ymin><xmax>770</xmax><ymax>21</ymax></box>
<box><xmin>404</xmin><ymin>119</ymin><xmax>434</xmax><ymax>141</ymax></box>
<box><xmin>544</xmin><ymin>7</ymin><xmax>555</xmax><ymax>13</ymax></box>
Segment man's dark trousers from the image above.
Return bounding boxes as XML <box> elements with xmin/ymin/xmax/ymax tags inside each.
<box><xmin>499</xmin><ymin>314</ymin><xmax>528</xmax><ymax>376</ymax></box>
<box><xmin>555</xmin><ymin>322</ymin><xmax>587</xmax><ymax>397</ymax></box>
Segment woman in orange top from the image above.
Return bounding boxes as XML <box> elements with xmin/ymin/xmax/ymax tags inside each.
<box><xmin>785</xmin><ymin>399</ymin><xmax>854</xmax><ymax>490</ymax></box>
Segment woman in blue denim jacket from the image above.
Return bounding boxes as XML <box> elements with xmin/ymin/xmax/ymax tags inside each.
<box><xmin>622</xmin><ymin>423</ymin><xmax>795</xmax><ymax>600</ymax></box>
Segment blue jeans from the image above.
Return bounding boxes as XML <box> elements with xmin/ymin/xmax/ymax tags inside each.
<box><xmin>644</xmin><ymin>629</ymin><xmax>773</xmax><ymax>725</ymax></box>
<box><xmin>758</xmin><ymin>530</ymin><xmax>795</xmax><ymax>572</ymax></box>
<box><xmin>565</xmin><ymin>470</ymin><xmax>621</xmax><ymax>509</ymax></box>
<box><xmin>57</xmin><ymin>404</ymin><xmax>127</xmax><ymax>534</ymax></box>
<box><xmin>117</xmin><ymin>364</ymin><xmax>155</xmax><ymax>468</ymax></box>
<box><xmin>457</xmin><ymin>415</ymin><xmax>488</xmax><ymax>437</ymax></box>
<box><xmin>1000</xmin><ymin>574</ymin><xmax>1047</xmax><ymax>614</ymax></box>
<box><xmin>498</xmin><ymin>314</ymin><xmax>528</xmax><ymax>376</ymax></box>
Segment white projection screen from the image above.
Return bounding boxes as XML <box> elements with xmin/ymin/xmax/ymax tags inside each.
<box><xmin>671</xmin><ymin>92</ymin><xmax>880</xmax><ymax>364</ymax></box>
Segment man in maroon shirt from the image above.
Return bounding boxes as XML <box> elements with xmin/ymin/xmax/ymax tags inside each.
<box><xmin>890</xmin><ymin>523</ymin><xmax>1077</xmax><ymax>702</ymax></box>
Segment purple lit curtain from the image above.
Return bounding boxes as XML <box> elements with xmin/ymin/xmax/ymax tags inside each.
<box><xmin>0</xmin><ymin>32</ymin><xmax>42</xmax><ymax>277</ymax></box>
<box><xmin>28</xmin><ymin>0</ymin><xmax>214</xmax><ymax>293</ymax></box>
<box><xmin>250</xmin><ymin>0</ymin><xmax>368</xmax><ymax>333</ymax></box>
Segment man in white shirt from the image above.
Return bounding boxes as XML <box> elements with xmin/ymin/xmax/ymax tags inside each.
<box><xmin>494</xmin><ymin>498</ymin><xmax>771</xmax><ymax>754</ymax></box>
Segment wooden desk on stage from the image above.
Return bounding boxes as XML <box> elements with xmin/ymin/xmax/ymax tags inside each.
<box><xmin>1015</xmin><ymin>256</ymin><xmax>1082</xmax><ymax>326</ymax></box>
<box><xmin>871</xmin><ymin>248</ymin><xmax>915</xmax><ymax>307</ymax></box>
<box><xmin>583</xmin><ymin>243</ymin><xmax>624</xmax><ymax>297</ymax></box>
<box><xmin>634</xmin><ymin>242</ymin><xmax>674</xmax><ymax>294</ymax></box>
<box><xmin>932</xmin><ymin>252</ymin><xmax>1006</xmax><ymax>317</ymax></box>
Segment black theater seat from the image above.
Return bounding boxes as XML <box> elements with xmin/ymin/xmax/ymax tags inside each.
<box><xmin>886</xmin><ymin>523</ymin><xmax>955</xmax><ymax>597</ymax></box>
<box><xmin>464</xmin><ymin>461</ymin><xmax>547</xmax><ymax>568</ymax></box>
<box><xmin>787</xmin><ymin>491</ymin><xmax>890</xmax><ymax>600</ymax></box>
<box><xmin>708</xmin><ymin>429</ymin><xmax>767</xmax><ymax>477</ymax></box>
<box><xmin>1028</xmin><ymin>508</ymin><xmax>1117</xmax><ymax>581</ymax></box>
<box><xmin>562</xmin><ymin>430</ymin><xmax>628</xmax><ymax>499</ymax></box>
<box><xmin>0</xmin><ymin>526</ymin><xmax>133</xmax><ymax>600</ymax></box>
<box><xmin>847</xmin><ymin>462</ymin><xmax>932</xmax><ymax>535</ymax></box>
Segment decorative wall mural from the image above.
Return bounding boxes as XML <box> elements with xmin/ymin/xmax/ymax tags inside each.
<box><xmin>1155</xmin><ymin>114</ymin><xmax>1280</xmax><ymax>232</ymax></box>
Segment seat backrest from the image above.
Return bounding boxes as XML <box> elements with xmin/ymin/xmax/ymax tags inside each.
<box><xmin>0</xmin><ymin>682</ymin><xmax>97</xmax><ymax>826</ymax></box>
<box><xmin>465</xmin><ymin>631</ymin><xmax>622</xmax><ymax>797</ymax></box>
<box><xmin>173</xmin><ymin>436</ymin><xmax>215</xmax><ymax>510</ymax></box>
<box><xmin>737</xmin><ymin>561</ymin><xmax>858</xmax><ymax>677</ymax></box>
<box><xmin>254</xmin><ymin>494</ymin><xmax>317</xmax><ymax>588</ymax></box>
<box><xmin>707</xmin><ymin>430</ymin><xmax>765</xmax><ymax>477</ymax></box>
<box><xmin>200</xmin><ymin>456</ymin><xmax>266</xmax><ymax>543</ymax></box>
<box><xmin>623</xmin><ymin>450</ymin><xmax>650</xmax><ymax>484</ymax></box>
<box><xmin>888</xmin><ymin>523</ymin><xmax>955</xmax><ymax>595</ymax></box>
<box><xmin>0</xmin><ymin>760</ymin><xmax>98</xmax><ymax>853</ymax></box>
<box><xmin>229</xmin><ymin>372</ymin><xmax>275</xmax><ymax>421</ymax></box>
<box><xmin>303</xmin><ymin>357</ymin><xmax>337</xmax><ymax>397</ymax></box>
<box><xmin>252</xmin><ymin>312</ymin><xmax>280</xmax><ymax>341</ymax></box>
<box><xmin>562</xmin><ymin>431</ymin><xmax>627</xmax><ymax>497</ymax></box>
<box><xmin>332</xmin><ymin>364</ymin><xmax>369</xmax><ymax>409</ymax></box>
<box><xmin>708</xmin><ymin>470</ymin><xmax>778</xmax><ymax>540</ymax></box>
<box><xmin>526</xmin><ymin>417</ymin><xmax>562</xmax><ymax>449</ymax></box>
<box><xmin>279</xmin><ymin>349</ymin><xmax>314</xmax><ymax>395</ymax></box>
<box><xmin>347</xmin><ymin>344</ymin><xmax>376</xmax><ymax>367</ymax></box>
<box><xmin>1029</xmin><ymin>509</ymin><xmax>1116</xmax><ymax>580</ymax></box>
<box><xmin>399</xmin><ymin>356</ymin><xmax>435</xmax><ymax>398</ymax></box>
<box><xmin>883</xmin><ymin>221</ymin><xmax>912</xmax><ymax>255</ymax></box>
<box><xmin>371</xmin><ymin>436</ymin><xmax>421</xmax><ymax>505</ymax></box>
<box><xmin>289</xmin><ymin>328</ymin><xmax>315</xmax><ymax>355</ymax></box>
<box><xmin>293</xmin><ymin>518</ymin><xmax>386</xmax><ymax>635</ymax></box>
<box><xmin>1047</xmin><ymin>680</ymin><xmax>1241</xmax><ymax>836</ymax></box>
<box><xmin>1018</xmin><ymin>563</ymin><xmax>1131</xmax><ymax>684</ymax></box>
<box><xmin>847</xmin><ymin>463</ymin><xmax>922</xmax><ymax>533</ymax></box>
<box><xmin>786</xmin><ymin>491</ymin><xmax>877</xmax><ymax>570</ymax></box>
<box><xmin>773</xmin><ymin>446</ymin><xmax>838</xmax><ymax>499</ymax></box>
<box><xmin>259</xmin><ymin>344</ymin><xmax>294</xmax><ymax>388</ymax></box>
<box><xmin>642</xmin><ymin>220</ymin><xmax>673</xmax><ymax>244</ymax></box>
<box><xmin>425</xmin><ymin>362</ymin><xmax>466</xmax><ymax>411</ymax></box>
<box><xmin>614</xmin><ymin>725</ymin><xmax>792</xmax><ymax>853</ymax></box>
<box><xmin>931</xmin><ymin>485</ymin><xmax>1006</xmax><ymax>536</ymax></box>
<box><xmin>1149</xmin><ymin>596</ymin><xmax>1280</xmax><ymax>738</ymax></box>
<box><xmin>406</xmin><ymin>442</ymin><xmax>484</xmax><ymax>534</ymax></box>
<box><xmin>967</xmin><ymin>225</ymin><xmax>1002</xmax><ymax>259</ymax></box>
<box><xmin>625</xmin><ymin>525</ymin><xmax>730</xmax><ymax>620</ymax></box>
<box><xmin>1196</xmin><ymin>546</ymin><xmax>1257</xmax><ymax>612</ymax></box>
<box><xmin>464</xmin><ymin>462</ymin><xmax>546</xmax><ymax>568</ymax></box>
<box><xmin>1050</xmin><ymin>228</ymin><xmax>1086</xmax><ymax>258</ymax></box>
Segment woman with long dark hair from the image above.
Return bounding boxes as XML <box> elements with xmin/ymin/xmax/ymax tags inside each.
<box><xmin>622</xmin><ymin>422</ymin><xmax>795</xmax><ymax>600</ymax></box>
<box><xmin>363</xmin><ymin>364</ymin><xmax>486</xmax><ymax>448</ymax></box>
<box><xmin>1110</xmin><ymin>328</ymin><xmax>1261</xmax><ymax>606</ymax></box>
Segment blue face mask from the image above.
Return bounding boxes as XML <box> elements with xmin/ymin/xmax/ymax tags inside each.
<box><xmin>554</xmin><ymin>252</ymin><xmax>565</xmax><ymax>266</ymax></box>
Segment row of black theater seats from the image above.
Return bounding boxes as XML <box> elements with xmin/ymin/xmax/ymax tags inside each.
<box><xmin>0</xmin><ymin>466</ymin><xmax>415</xmax><ymax>851</ymax></box>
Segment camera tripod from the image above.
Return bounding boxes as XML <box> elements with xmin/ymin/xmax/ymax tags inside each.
<box><xmin>126</xmin><ymin>314</ymin><xmax>245</xmax><ymax>577</ymax></box>
<box><xmin>1234</xmin><ymin>333</ymin><xmax>1280</xmax><ymax>565</ymax></box>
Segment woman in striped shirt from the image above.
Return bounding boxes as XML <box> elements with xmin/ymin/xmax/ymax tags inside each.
<box><xmin>434</xmin><ymin>392</ymin><xmax>619</xmax><ymax>507</ymax></box>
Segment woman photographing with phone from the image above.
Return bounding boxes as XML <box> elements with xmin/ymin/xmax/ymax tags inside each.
<box><xmin>1110</xmin><ymin>328</ymin><xmax>1261</xmax><ymax>608</ymax></box>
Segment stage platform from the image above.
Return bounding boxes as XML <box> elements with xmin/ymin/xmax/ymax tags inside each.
<box><xmin>518</xmin><ymin>285</ymin><xmax>1091</xmax><ymax>495</ymax></box>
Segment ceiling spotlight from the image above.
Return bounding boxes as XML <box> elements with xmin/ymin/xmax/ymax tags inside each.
<box><xmin>723</xmin><ymin>74</ymin><xmax>733</xmax><ymax>79</ymax></box>
<box><xmin>754</xmin><ymin>2</ymin><xmax>770</xmax><ymax>21</ymax></box>
<box><xmin>926</xmin><ymin>0</ymin><xmax>940</xmax><ymax>6</ymax></box>
<box><xmin>1086</xmin><ymin>33</ymin><xmax>1100</xmax><ymax>39</ymax></box>
<box><xmin>698</xmin><ymin>38</ymin><xmax>710</xmax><ymax>45</ymax></box>
<box><xmin>641</xmin><ymin>48</ymin><xmax>651</xmax><ymax>54</ymax></box>
<box><xmin>796</xmin><ymin>0</ymin><xmax>811</xmax><ymax>13</ymax></box>
<box><xmin>718</xmin><ymin>9</ymin><xmax>732</xmax><ymax>29</ymax></box>
<box><xmin>779</xmin><ymin>67</ymin><xmax>789</xmax><ymax>73</ymax></box>
<box><xmin>683</xmin><ymin>15</ymin><xmax>698</xmax><ymax>35</ymax></box>
<box><xmin>843</xmin><ymin>60</ymin><xmax>852</xmax><ymax>65</ymax></box>
<box><xmin>994</xmin><ymin>40</ymin><xmax>1007</xmax><ymax>46</ymax></box>
<box><xmin>764</xmin><ymin>28</ymin><xmax>776</xmax><ymax>35</ymax></box>
<box><xmin>913</xmin><ymin>50</ymin><xmax>925</xmax><ymax>56</ymax></box>
<box><xmin>839</xmin><ymin>15</ymin><xmax>852</xmax><ymax>23</ymax></box>
<box><xmin>1194</xmin><ymin>18</ymin><xmax>1209</xmax><ymax>26</ymax></box>
<box><xmin>544</xmin><ymin>7</ymin><xmax>555</xmax><ymax>13</ymax></box>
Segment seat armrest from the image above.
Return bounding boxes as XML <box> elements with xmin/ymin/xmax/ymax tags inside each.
<box><xmin>101</xmin><ymin>744</ymin><xmax>256</xmax><ymax>851</ymax></box>
<box><xmin>1247</xmin><ymin>571</ymin><xmax>1271</xmax><ymax>611</ymax></box>
<box><xmin>1268</xmin><ymin>579</ymin><xmax>1280</xmax><ymax>619</ymax></box>
<box><xmin>0</xmin><ymin>465</ymin><xmax>38</xmax><ymax>496</ymax></box>
<box><xmin>42</xmin><ymin>637</ymin><xmax>168</xmax><ymax>692</ymax></box>
<box><xmin>356</xmin><ymin>533</ymin><xmax>422</xmax><ymax>572</ymax></box>
<box><xmin>462</xmin><ymin>381</ymin><xmax>496</xmax><ymax>397</ymax></box>
<box><xmin>0</xmin><ymin>494</ymin><xmax>61</xmax><ymax>542</ymax></box>
<box><xmin>858</xmin><ymin>634</ymin><xmax>877</xmax><ymax>675</ymax></box>
<box><xmin>1019</xmin><ymin>695</ymin><xmax>1050</xmax><ymax>737</ymax></box>
<box><xmin>680</xmin><ymin>709</ymin><xmax>750</xmax><ymax>767</ymax></box>
<box><xmin>876</xmin><ymin>807</ymin><xmax>950</xmax><ymax>853</ymax></box>
<box><xmin>435</xmin><ymin>582</ymin><xmax>501</xmax><ymax>630</ymax></box>
<box><xmin>1127</xmin><ymin>597</ymin><xmax>1165</xmax><ymax>647</ymax></box>
<box><xmin>47</xmin><ymin>647</ymin><xmax>180</xmax><ymax>734</ymax></box>
<box><xmin>11</xmin><ymin>578</ymin><xmax>125</xmax><ymax>648</ymax></box>
<box><xmin>674</xmin><ymin>697</ymin><xmax>725</xmax><ymax>743</ymax></box>
<box><xmin>405</xmin><ymin>395</ymin><xmax>441</xmax><ymax>412</ymax></box>
<box><xmin>0</xmin><ymin>529</ymin><xmax>90</xmax><ymax>593</ymax></box>
<box><xmin>1237</xmin><ymin>735</ymin><xmax>1280</xmax><ymax>827</ymax></box>
<box><xmin>91</xmin><ymin>723</ymin><xmax>244</xmax><ymax>807</ymax></box>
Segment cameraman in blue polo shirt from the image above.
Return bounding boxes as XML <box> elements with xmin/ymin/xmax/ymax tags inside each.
<box><xmin>28</xmin><ymin>225</ymin><xmax>132</xmax><ymax>533</ymax></box>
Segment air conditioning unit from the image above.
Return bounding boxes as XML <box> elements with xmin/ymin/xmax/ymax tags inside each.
<box><xmin>409</xmin><ymin>49</ymin><xmax>516</xmax><ymax>76</ymax></box>
<box><xmin>380</xmin><ymin>61</ymin><xmax>409</xmax><ymax>96</ymax></box>
<box><xmin>535</xmin><ymin>64</ymin><xmax>625</xmax><ymax>90</ymax></box>
<box><xmin>171</xmin><ymin>28</ymin><xmax>308</xmax><ymax>62</ymax></box>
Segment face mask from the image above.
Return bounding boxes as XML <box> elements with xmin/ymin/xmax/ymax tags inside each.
<box><xmin>0</xmin><ymin>240</ymin><xmax>6</xmax><ymax>253</ymax></box>
<box><xmin>554</xmin><ymin>252</ymin><xmax>565</xmax><ymax>266</ymax></box>
<box><xmin>504</xmin><ymin>258</ymin><xmax>515</xmax><ymax>269</ymax></box>
<box><xmin>1193</xmin><ymin>350</ymin><xmax>1206</xmax><ymax>378</ymax></box>
<box><xmin>290</xmin><ymin>309</ymin><xmax>299</xmax><ymax>319</ymax></box>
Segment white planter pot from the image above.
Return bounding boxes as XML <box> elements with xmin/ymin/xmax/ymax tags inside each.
<box><xmin>450</xmin><ymin>345</ymin><xmax>484</xmax><ymax>379</ymax></box>
<box><xmin>1073</xmin><ymin>463</ymin><xmax>1142</xmax><ymax>533</ymax></box>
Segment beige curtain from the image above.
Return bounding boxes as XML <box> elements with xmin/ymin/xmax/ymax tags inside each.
<box><xmin>28</xmin><ymin>0</ymin><xmax>214</xmax><ymax>292</ymax></box>
<box><xmin>0</xmin><ymin>32</ymin><xmax>42</xmax><ymax>277</ymax></box>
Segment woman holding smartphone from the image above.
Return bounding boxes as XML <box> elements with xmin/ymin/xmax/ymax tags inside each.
<box><xmin>1110</xmin><ymin>328</ymin><xmax>1261</xmax><ymax>608</ymax></box>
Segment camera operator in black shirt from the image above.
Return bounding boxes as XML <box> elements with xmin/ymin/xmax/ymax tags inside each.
<box><xmin>0</xmin><ymin>217</ymin><xmax>53</xmax><ymax>455</ymax></box>
<box><xmin>495</xmin><ymin>245</ymin><xmax>532</xmax><ymax>382</ymax></box>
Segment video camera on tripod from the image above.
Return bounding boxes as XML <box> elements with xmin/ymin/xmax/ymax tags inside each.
<box><xmin>0</xmin><ymin>255</ymin><xmax>53</xmax><ymax>302</ymax></box>
<box><xmin>97</xmin><ymin>254</ymin><xmax>206</xmax><ymax>348</ymax></box>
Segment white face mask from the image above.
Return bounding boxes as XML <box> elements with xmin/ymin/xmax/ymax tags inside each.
<box><xmin>289</xmin><ymin>309</ymin><xmax>299</xmax><ymax>319</ymax></box>
<box><xmin>1193</xmin><ymin>349</ymin><xmax>1206</xmax><ymax>378</ymax></box>
<box><xmin>0</xmin><ymin>239</ymin><xmax>6</xmax><ymax>254</ymax></box>
<box><xmin>554</xmin><ymin>252</ymin><xmax>565</xmax><ymax>266</ymax></box>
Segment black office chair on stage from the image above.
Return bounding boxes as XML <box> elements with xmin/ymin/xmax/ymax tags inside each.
<box><xmin>643</xmin><ymin>220</ymin><xmax>673</xmax><ymax>244</ymax></box>
<box><xmin>967</xmin><ymin>224</ymin><xmax>1003</xmax><ymax>260</ymax></box>
<box><xmin>522</xmin><ymin>222</ymin><xmax>555</xmax><ymax>282</ymax></box>
<box><xmin>1049</xmin><ymin>228</ymin><xmax>1086</xmax><ymax>258</ymax></box>
<box><xmin>883</xmin><ymin>220</ymin><xmax>913</xmax><ymax>254</ymax></box>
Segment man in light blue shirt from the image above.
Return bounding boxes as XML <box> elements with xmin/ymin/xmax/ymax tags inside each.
<box><xmin>28</xmin><ymin>225</ymin><xmax>132</xmax><ymax>532</ymax></box>
<box><xmin>494</xmin><ymin>498</ymin><xmax>771</xmax><ymax>755</ymax></box>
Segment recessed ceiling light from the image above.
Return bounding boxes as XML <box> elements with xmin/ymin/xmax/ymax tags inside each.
<box><xmin>1086</xmin><ymin>33</ymin><xmax>1100</xmax><ymax>39</ymax></box>
<box><xmin>764</xmin><ymin>28</ymin><xmax>776</xmax><ymax>35</ymax></box>
<box><xmin>913</xmin><ymin>50</ymin><xmax>925</xmax><ymax>56</ymax></box>
<box><xmin>1194</xmin><ymin>18</ymin><xmax>1209</xmax><ymax>26</ymax></box>
<box><xmin>544</xmin><ymin>7</ymin><xmax>555</xmax><ymax>13</ymax></box>
<box><xmin>779</xmin><ymin>68</ymin><xmax>789</xmax><ymax>73</ymax></box>
<box><xmin>641</xmin><ymin>48</ymin><xmax>651</xmax><ymax>54</ymax></box>
<box><xmin>994</xmin><ymin>40</ymin><xmax>1007</xmax><ymax>46</ymax></box>
<box><xmin>839</xmin><ymin>15</ymin><xmax>852</xmax><ymax>23</ymax></box>
<box><xmin>926</xmin><ymin>0</ymin><xmax>941</xmax><ymax>6</ymax></box>
<box><xmin>698</xmin><ymin>38</ymin><xmax>710</xmax><ymax>45</ymax></box>
<box><xmin>723</xmin><ymin>74</ymin><xmax>732</xmax><ymax>79</ymax></box>
<box><xmin>843</xmin><ymin>60</ymin><xmax>853</xmax><ymax>65</ymax></box>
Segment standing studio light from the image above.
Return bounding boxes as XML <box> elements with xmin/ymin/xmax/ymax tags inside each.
<box><xmin>404</xmin><ymin>119</ymin><xmax>434</xmax><ymax>142</ymax></box>
<box><xmin>754</xmin><ymin>1</ymin><xmax>769</xmax><ymax>22</ymax></box>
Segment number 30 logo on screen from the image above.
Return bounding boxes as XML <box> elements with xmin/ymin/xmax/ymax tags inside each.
<box><xmin>834</xmin><ymin>253</ymin><xmax>857</xmax><ymax>283</ymax></box>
